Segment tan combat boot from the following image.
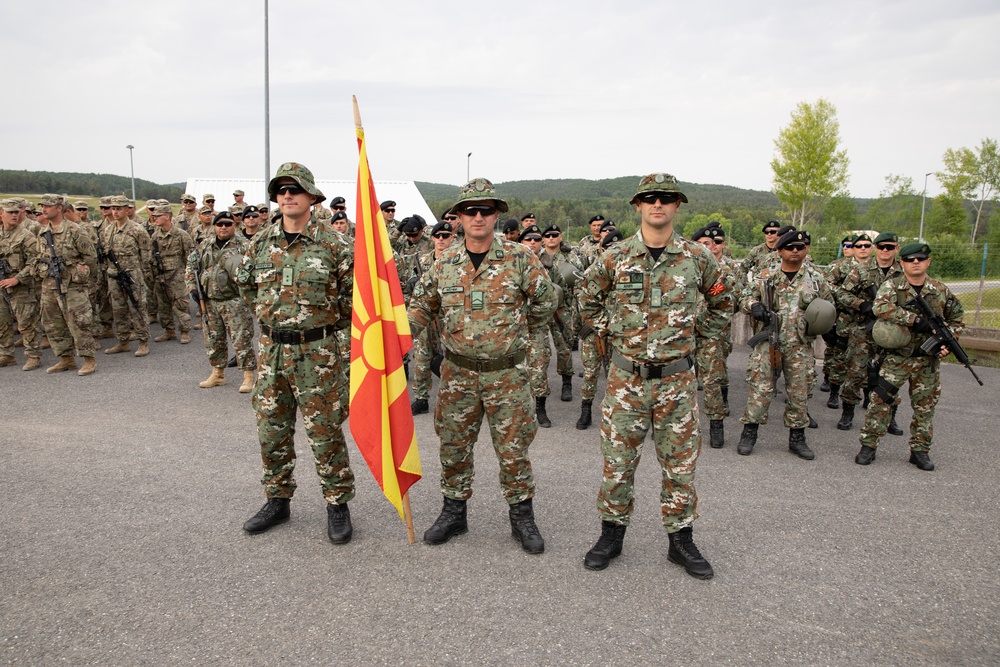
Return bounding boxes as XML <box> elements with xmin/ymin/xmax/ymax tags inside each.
<box><xmin>134</xmin><ymin>341</ymin><xmax>149</xmax><ymax>357</ymax></box>
<box><xmin>78</xmin><ymin>357</ymin><xmax>97</xmax><ymax>376</ymax></box>
<box><xmin>105</xmin><ymin>339</ymin><xmax>131</xmax><ymax>354</ymax></box>
<box><xmin>46</xmin><ymin>354</ymin><xmax>78</xmax><ymax>373</ymax></box>
<box><xmin>179</xmin><ymin>331</ymin><xmax>191</xmax><ymax>344</ymax></box>
<box><xmin>22</xmin><ymin>357</ymin><xmax>41</xmax><ymax>371</ymax></box>
<box><xmin>0</xmin><ymin>355</ymin><xmax>14</xmax><ymax>367</ymax></box>
<box><xmin>154</xmin><ymin>331</ymin><xmax>176</xmax><ymax>343</ymax></box>
<box><xmin>193</xmin><ymin>321</ymin><xmax>202</xmax><ymax>330</ymax></box>
<box><xmin>199</xmin><ymin>367</ymin><xmax>227</xmax><ymax>388</ymax></box>
<box><xmin>98</xmin><ymin>325</ymin><xmax>115</xmax><ymax>339</ymax></box>
<box><xmin>128</xmin><ymin>331</ymin><xmax>138</xmax><ymax>341</ymax></box>
<box><xmin>239</xmin><ymin>370</ymin><xmax>255</xmax><ymax>394</ymax></box>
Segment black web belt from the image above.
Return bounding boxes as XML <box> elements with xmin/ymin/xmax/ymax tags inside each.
<box><xmin>261</xmin><ymin>323</ymin><xmax>336</xmax><ymax>345</ymax></box>
<box><xmin>611</xmin><ymin>350</ymin><xmax>694</xmax><ymax>379</ymax></box>
<box><xmin>444</xmin><ymin>349</ymin><xmax>525</xmax><ymax>372</ymax></box>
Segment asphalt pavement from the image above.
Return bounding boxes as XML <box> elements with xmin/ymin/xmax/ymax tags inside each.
<box><xmin>2</xmin><ymin>328</ymin><xmax>998</xmax><ymax>666</ymax></box>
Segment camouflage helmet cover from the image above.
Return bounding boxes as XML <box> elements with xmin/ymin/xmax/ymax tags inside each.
<box><xmin>267</xmin><ymin>161</ymin><xmax>326</xmax><ymax>204</ymax></box>
<box><xmin>448</xmin><ymin>177</ymin><xmax>509</xmax><ymax>215</ymax></box>
<box><xmin>872</xmin><ymin>319</ymin><xmax>912</xmax><ymax>349</ymax></box>
<box><xmin>803</xmin><ymin>298</ymin><xmax>836</xmax><ymax>336</ymax></box>
<box><xmin>629</xmin><ymin>173</ymin><xmax>689</xmax><ymax>205</ymax></box>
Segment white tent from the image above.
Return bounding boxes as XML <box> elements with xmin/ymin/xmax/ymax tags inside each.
<box><xmin>183</xmin><ymin>178</ymin><xmax>441</xmax><ymax>224</ymax></box>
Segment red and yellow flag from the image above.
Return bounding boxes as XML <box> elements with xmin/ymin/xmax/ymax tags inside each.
<box><xmin>349</xmin><ymin>123</ymin><xmax>421</xmax><ymax>519</ymax></box>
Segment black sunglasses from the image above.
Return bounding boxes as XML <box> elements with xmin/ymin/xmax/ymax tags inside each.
<box><xmin>405</xmin><ymin>231</ymin><xmax>420</xmax><ymax>237</ymax></box>
<box><xmin>275</xmin><ymin>184</ymin><xmax>306</xmax><ymax>196</ymax></box>
<box><xmin>901</xmin><ymin>256</ymin><xmax>928</xmax><ymax>263</ymax></box>
<box><xmin>99</xmin><ymin>206</ymin><xmax>110</xmax><ymax>210</ymax></box>
<box><xmin>876</xmin><ymin>243</ymin><xmax>897</xmax><ymax>251</ymax></box>
<box><xmin>442</xmin><ymin>216</ymin><xmax>458</xmax><ymax>222</ymax></box>
<box><xmin>854</xmin><ymin>243</ymin><xmax>872</xmax><ymax>249</ymax></box>
<box><xmin>458</xmin><ymin>205</ymin><xmax>497</xmax><ymax>216</ymax></box>
<box><xmin>783</xmin><ymin>243</ymin><xmax>807</xmax><ymax>251</ymax></box>
<box><xmin>214</xmin><ymin>221</ymin><xmax>234</xmax><ymax>227</ymax></box>
<box><xmin>244</xmin><ymin>214</ymin><xmax>260</xmax><ymax>220</ymax></box>
<box><xmin>711</xmin><ymin>238</ymin><xmax>725</xmax><ymax>245</ymax></box>
<box><xmin>333</xmin><ymin>206</ymin><xmax>346</xmax><ymax>211</ymax></box>
<box><xmin>383</xmin><ymin>208</ymin><xmax>396</xmax><ymax>214</ymax></box>
<box><xmin>764</xmin><ymin>229</ymin><xmax>779</xmax><ymax>235</ymax></box>
<box><xmin>543</xmin><ymin>232</ymin><xmax>560</xmax><ymax>238</ymax></box>
<box><xmin>432</xmin><ymin>233</ymin><xmax>453</xmax><ymax>239</ymax></box>
<box><xmin>637</xmin><ymin>192</ymin><xmax>679</xmax><ymax>205</ymax></box>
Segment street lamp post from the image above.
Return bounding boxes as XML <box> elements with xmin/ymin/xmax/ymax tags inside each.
<box><xmin>467</xmin><ymin>152</ymin><xmax>472</xmax><ymax>182</ymax></box>
<box><xmin>263</xmin><ymin>0</ymin><xmax>270</xmax><ymax>210</ymax></box>
<box><xmin>126</xmin><ymin>145</ymin><xmax>136</xmax><ymax>201</ymax></box>
<box><xmin>918</xmin><ymin>171</ymin><xmax>931</xmax><ymax>242</ymax></box>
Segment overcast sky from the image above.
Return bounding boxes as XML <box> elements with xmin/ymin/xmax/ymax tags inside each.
<box><xmin>3</xmin><ymin>0</ymin><xmax>998</xmax><ymax>198</ymax></box>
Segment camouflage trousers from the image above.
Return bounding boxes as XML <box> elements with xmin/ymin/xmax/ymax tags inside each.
<box><xmin>252</xmin><ymin>335</ymin><xmax>355</xmax><ymax>504</ymax></box>
<box><xmin>108</xmin><ymin>271</ymin><xmax>149</xmax><ymax>343</ymax></box>
<box><xmin>154</xmin><ymin>269</ymin><xmax>193</xmax><ymax>335</ymax></box>
<box><xmin>860</xmin><ymin>354</ymin><xmax>940</xmax><ymax>452</ymax></box>
<box><xmin>204</xmin><ymin>298</ymin><xmax>256</xmax><ymax>370</ymax></box>
<box><xmin>40</xmin><ymin>286</ymin><xmax>97</xmax><ymax>358</ymax></box>
<box><xmin>0</xmin><ymin>291</ymin><xmax>40</xmax><ymax>359</ymax></box>
<box><xmin>741</xmin><ymin>343</ymin><xmax>813</xmax><ymax>429</ymax></box>
<box><xmin>526</xmin><ymin>325</ymin><xmax>552</xmax><ymax>397</ymax></box>
<box><xmin>696</xmin><ymin>338</ymin><xmax>730</xmax><ymax>421</ymax></box>
<box><xmin>90</xmin><ymin>266</ymin><xmax>113</xmax><ymax>331</ymax></box>
<box><xmin>549</xmin><ymin>321</ymin><xmax>574</xmax><ymax>376</ymax></box>
<box><xmin>840</xmin><ymin>325</ymin><xmax>875</xmax><ymax>405</ymax></box>
<box><xmin>144</xmin><ymin>271</ymin><xmax>158</xmax><ymax>324</ymax></box>
<box><xmin>434</xmin><ymin>358</ymin><xmax>537</xmax><ymax>504</ymax></box>
<box><xmin>335</xmin><ymin>328</ymin><xmax>351</xmax><ymax>383</ymax></box>
<box><xmin>411</xmin><ymin>321</ymin><xmax>440</xmax><ymax>402</ymax></box>
<box><xmin>823</xmin><ymin>339</ymin><xmax>848</xmax><ymax>384</ymax></box>
<box><xmin>579</xmin><ymin>332</ymin><xmax>608</xmax><ymax>401</ymax></box>
<box><xmin>597</xmin><ymin>362</ymin><xmax>701</xmax><ymax>531</ymax></box>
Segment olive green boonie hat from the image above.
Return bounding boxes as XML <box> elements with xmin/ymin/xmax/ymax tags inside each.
<box><xmin>629</xmin><ymin>173</ymin><xmax>689</xmax><ymax>205</ymax></box>
<box><xmin>448</xmin><ymin>177</ymin><xmax>509</xmax><ymax>215</ymax></box>
<box><xmin>267</xmin><ymin>161</ymin><xmax>325</xmax><ymax>204</ymax></box>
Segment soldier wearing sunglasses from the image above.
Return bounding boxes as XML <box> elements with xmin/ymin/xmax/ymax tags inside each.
<box><xmin>409</xmin><ymin>220</ymin><xmax>456</xmax><ymax>416</ymax></box>
<box><xmin>741</xmin><ymin>219</ymin><xmax>782</xmax><ymax>283</ymax></box>
<box><xmin>819</xmin><ymin>235</ymin><xmax>857</xmax><ymax>405</ymax></box>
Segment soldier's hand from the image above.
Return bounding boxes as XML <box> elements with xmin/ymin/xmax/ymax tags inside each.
<box><xmin>750</xmin><ymin>302</ymin><xmax>768</xmax><ymax>322</ymax></box>
<box><xmin>859</xmin><ymin>301</ymin><xmax>874</xmax><ymax>317</ymax></box>
<box><xmin>912</xmin><ymin>316</ymin><xmax>934</xmax><ymax>334</ymax></box>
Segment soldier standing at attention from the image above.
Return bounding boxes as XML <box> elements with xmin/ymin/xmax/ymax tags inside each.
<box><xmin>820</xmin><ymin>235</ymin><xmax>856</xmax><ymax>406</ymax></box>
<box><xmin>174</xmin><ymin>194</ymin><xmax>199</xmax><ymax>231</ymax></box>
<box><xmin>741</xmin><ymin>220</ymin><xmax>782</xmax><ymax>283</ymax></box>
<box><xmin>578</xmin><ymin>173</ymin><xmax>731</xmax><ymax>578</ymax></box>
<box><xmin>232</xmin><ymin>190</ymin><xmax>246</xmax><ymax>207</ymax></box>
<box><xmin>380</xmin><ymin>200</ymin><xmax>399</xmax><ymax>245</ymax></box>
<box><xmin>191</xmin><ymin>205</ymin><xmax>214</xmax><ymax>247</ymax></box>
<box><xmin>237</xmin><ymin>163</ymin><xmax>357</xmax><ymax>544</ymax></box>
<box><xmin>0</xmin><ymin>199</ymin><xmax>42</xmax><ymax>371</ymax></box>
<box><xmin>102</xmin><ymin>195</ymin><xmax>151</xmax><ymax>357</ymax></box>
<box><xmin>408</xmin><ymin>178</ymin><xmax>556</xmax><ymax>554</ymax></box>
<box><xmin>148</xmin><ymin>204</ymin><xmax>194</xmax><ymax>344</ymax></box>
<box><xmin>573</xmin><ymin>214</ymin><xmax>606</xmax><ymax>268</ymax></box>
<box><xmin>855</xmin><ymin>242</ymin><xmax>964</xmax><ymax>471</ymax></box>
<box><xmin>32</xmin><ymin>194</ymin><xmax>99</xmax><ymax>375</ymax></box>
<box><xmin>540</xmin><ymin>223</ymin><xmax>581</xmax><ymax>402</ymax></box>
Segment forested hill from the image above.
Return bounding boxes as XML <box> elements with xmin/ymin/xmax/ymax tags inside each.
<box><xmin>416</xmin><ymin>177</ymin><xmax>781</xmax><ymax>207</ymax></box>
<box><xmin>0</xmin><ymin>169</ymin><xmax>183</xmax><ymax>200</ymax></box>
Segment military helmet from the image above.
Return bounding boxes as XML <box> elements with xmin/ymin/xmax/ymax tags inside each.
<box><xmin>559</xmin><ymin>260</ymin><xmax>580</xmax><ymax>289</ymax></box>
<box><xmin>448</xmin><ymin>177</ymin><xmax>509</xmax><ymax>214</ymax></box>
<box><xmin>872</xmin><ymin>320</ymin><xmax>912</xmax><ymax>349</ymax></box>
<box><xmin>267</xmin><ymin>161</ymin><xmax>326</xmax><ymax>204</ymax></box>
<box><xmin>629</xmin><ymin>173</ymin><xmax>689</xmax><ymax>205</ymax></box>
<box><xmin>804</xmin><ymin>298</ymin><xmax>836</xmax><ymax>336</ymax></box>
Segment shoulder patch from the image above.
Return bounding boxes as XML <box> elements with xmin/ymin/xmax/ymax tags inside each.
<box><xmin>707</xmin><ymin>282</ymin><xmax>726</xmax><ymax>296</ymax></box>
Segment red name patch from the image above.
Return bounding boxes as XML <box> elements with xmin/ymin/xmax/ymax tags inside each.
<box><xmin>707</xmin><ymin>282</ymin><xmax>726</xmax><ymax>296</ymax></box>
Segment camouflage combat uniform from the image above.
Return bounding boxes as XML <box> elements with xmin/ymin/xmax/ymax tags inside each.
<box><xmin>695</xmin><ymin>253</ymin><xmax>740</xmax><ymax>420</ymax></box>
<box><xmin>740</xmin><ymin>263</ymin><xmax>832</xmax><ymax>428</ymax></box>
<box><xmin>407</xmin><ymin>236</ymin><xmax>556</xmax><ymax>503</ymax></box>
<box><xmin>579</xmin><ymin>231</ymin><xmax>732</xmax><ymax>530</ymax></box>
<box><xmin>573</xmin><ymin>235</ymin><xmax>602</xmax><ymax>269</ymax></box>
<box><xmin>526</xmin><ymin>251</ymin><xmax>569</xmax><ymax>399</ymax></box>
<box><xmin>0</xmin><ymin>217</ymin><xmax>41</xmax><ymax>362</ymax></box>
<box><xmin>542</xmin><ymin>245</ymin><xmax>581</xmax><ymax>377</ymax></box>
<box><xmin>90</xmin><ymin>216</ymin><xmax>115</xmax><ymax>335</ymax></box>
<box><xmin>859</xmin><ymin>276</ymin><xmax>964</xmax><ymax>453</ymax></box>
<box><xmin>740</xmin><ymin>242</ymin><xmax>777</xmax><ymax>284</ymax></box>
<box><xmin>34</xmin><ymin>221</ymin><xmax>99</xmax><ymax>359</ymax></box>
<box><xmin>238</xmin><ymin>214</ymin><xmax>355</xmax><ymax>503</ymax></box>
<box><xmin>822</xmin><ymin>255</ymin><xmax>856</xmax><ymax>385</ymax></box>
<box><xmin>151</xmin><ymin>223</ymin><xmax>194</xmax><ymax>336</ymax></box>
<box><xmin>409</xmin><ymin>249</ymin><xmax>441</xmax><ymax>403</ymax></box>
<box><xmin>102</xmin><ymin>216</ymin><xmax>151</xmax><ymax>344</ymax></box>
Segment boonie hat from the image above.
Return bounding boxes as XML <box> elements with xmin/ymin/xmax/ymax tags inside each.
<box><xmin>448</xmin><ymin>178</ymin><xmax>509</xmax><ymax>215</ymax></box>
<box><xmin>267</xmin><ymin>162</ymin><xmax>325</xmax><ymax>204</ymax></box>
<box><xmin>629</xmin><ymin>173</ymin><xmax>688</xmax><ymax>205</ymax></box>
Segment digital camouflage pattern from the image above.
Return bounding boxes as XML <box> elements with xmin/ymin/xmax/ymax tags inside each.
<box><xmin>740</xmin><ymin>263</ymin><xmax>832</xmax><ymax>428</ymax></box>
<box><xmin>33</xmin><ymin>221</ymin><xmax>99</xmax><ymax>358</ymax></box>
<box><xmin>395</xmin><ymin>236</ymin><xmax>434</xmax><ymax>307</ymax></box>
<box><xmin>859</xmin><ymin>276</ymin><xmax>964</xmax><ymax>451</ymax></box>
<box><xmin>580</xmin><ymin>230</ymin><xmax>732</xmax><ymax>530</ymax></box>
<box><xmin>407</xmin><ymin>236</ymin><xmax>556</xmax><ymax>503</ymax></box>
<box><xmin>739</xmin><ymin>242</ymin><xmax>777</xmax><ymax>285</ymax></box>
<box><xmin>101</xmin><ymin>218</ymin><xmax>151</xmax><ymax>343</ymax></box>
<box><xmin>237</xmin><ymin>214</ymin><xmax>355</xmax><ymax>503</ymax></box>
<box><xmin>821</xmin><ymin>255</ymin><xmax>856</xmax><ymax>384</ymax></box>
<box><xmin>0</xmin><ymin>219</ymin><xmax>41</xmax><ymax>360</ymax></box>
<box><xmin>90</xmin><ymin>218</ymin><xmax>114</xmax><ymax>334</ymax></box>
<box><xmin>151</xmin><ymin>224</ymin><xmax>194</xmax><ymax>335</ymax></box>
<box><xmin>410</xmin><ymin>249</ymin><xmax>441</xmax><ymax>402</ymax></box>
<box><xmin>695</xmin><ymin>254</ymin><xmax>740</xmax><ymax>420</ymax></box>
<box><xmin>543</xmin><ymin>246</ymin><xmax>581</xmax><ymax>376</ymax></box>
<box><xmin>186</xmin><ymin>234</ymin><xmax>254</xmax><ymax>369</ymax></box>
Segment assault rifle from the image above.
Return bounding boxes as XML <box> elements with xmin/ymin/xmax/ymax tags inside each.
<box><xmin>41</xmin><ymin>229</ymin><xmax>68</xmax><ymax>311</ymax></box>
<box><xmin>105</xmin><ymin>247</ymin><xmax>141</xmax><ymax>310</ymax></box>
<box><xmin>151</xmin><ymin>238</ymin><xmax>168</xmax><ymax>297</ymax></box>
<box><xmin>193</xmin><ymin>249</ymin><xmax>207</xmax><ymax>327</ymax></box>
<box><xmin>912</xmin><ymin>292</ymin><xmax>983</xmax><ymax>386</ymax></box>
<box><xmin>95</xmin><ymin>234</ymin><xmax>107</xmax><ymax>265</ymax></box>
<box><xmin>0</xmin><ymin>258</ymin><xmax>13</xmax><ymax>305</ymax></box>
<box><xmin>747</xmin><ymin>280</ymin><xmax>782</xmax><ymax>384</ymax></box>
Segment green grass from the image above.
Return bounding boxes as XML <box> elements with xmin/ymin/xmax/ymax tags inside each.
<box><xmin>957</xmin><ymin>287</ymin><xmax>1000</xmax><ymax>327</ymax></box>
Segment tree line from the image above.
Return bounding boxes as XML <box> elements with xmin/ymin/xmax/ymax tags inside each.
<box><xmin>0</xmin><ymin>169</ymin><xmax>183</xmax><ymax>201</ymax></box>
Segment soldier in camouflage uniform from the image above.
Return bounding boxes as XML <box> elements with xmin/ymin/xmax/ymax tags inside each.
<box><xmin>173</xmin><ymin>193</ymin><xmax>199</xmax><ymax>231</ymax></box>
<box><xmin>541</xmin><ymin>223</ymin><xmax>582</xmax><ymax>402</ymax></box>
<box><xmin>579</xmin><ymin>173</ymin><xmax>731</xmax><ymax>578</ymax></box>
<box><xmin>187</xmin><ymin>211</ymin><xmax>255</xmax><ymax>391</ymax></box>
<box><xmin>740</xmin><ymin>220</ymin><xmax>781</xmax><ymax>283</ymax></box>
<box><xmin>408</xmin><ymin>178</ymin><xmax>556</xmax><ymax>554</ymax></box>
<box><xmin>855</xmin><ymin>242</ymin><xmax>964</xmax><ymax>471</ymax></box>
<box><xmin>191</xmin><ymin>205</ymin><xmax>215</xmax><ymax>247</ymax></box>
<box><xmin>380</xmin><ymin>200</ymin><xmax>401</xmax><ymax>245</ymax></box>
<box><xmin>572</xmin><ymin>214</ymin><xmax>607</xmax><ymax>269</ymax></box>
<box><xmin>820</xmin><ymin>235</ymin><xmax>856</xmax><ymax>407</ymax></box>
<box><xmin>149</xmin><ymin>204</ymin><xmax>194</xmax><ymax>344</ymax></box>
<box><xmin>409</xmin><ymin>220</ymin><xmax>455</xmax><ymax>415</ymax></box>
<box><xmin>737</xmin><ymin>230</ymin><xmax>832</xmax><ymax>459</ymax></box>
<box><xmin>834</xmin><ymin>232</ymin><xmax>903</xmax><ymax>432</ymax></box>
<box><xmin>237</xmin><ymin>163</ymin><xmax>357</xmax><ymax>544</ymax></box>
<box><xmin>32</xmin><ymin>194</ymin><xmax>99</xmax><ymax>376</ymax></box>
<box><xmin>102</xmin><ymin>195</ymin><xmax>151</xmax><ymax>357</ymax></box>
<box><xmin>0</xmin><ymin>199</ymin><xmax>42</xmax><ymax>371</ymax></box>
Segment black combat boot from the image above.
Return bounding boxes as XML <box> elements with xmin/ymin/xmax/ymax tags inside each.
<box><xmin>410</xmin><ymin>398</ymin><xmax>429</xmax><ymax>415</ymax></box>
<box><xmin>721</xmin><ymin>386</ymin><xmax>730</xmax><ymax>416</ymax></box>
<box><xmin>837</xmin><ymin>403</ymin><xmax>856</xmax><ymax>430</ymax></box>
<box><xmin>583</xmin><ymin>521</ymin><xmax>627</xmax><ymax>570</ymax></box>
<box><xmin>536</xmin><ymin>396</ymin><xmax>551</xmax><ymax>428</ymax></box>
<box><xmin>709</xmin><ymin>420</ymin><xmax>725</xmax><ymax>448</ymax></box>
<box><xmin>887</xmin><ymin>406</ymin><xmax>903</xmax><ymax>436</ymax></box>
<box><xmin>826</xmin><ymin>383</ymin><xmax>841</xmax><ymax>409</ymax></box>
<box><xmin>737</xmin><ymin>423</ymin><xmax>758</xmax><ymax>456</ymax></box>
<box><xmin>509</xmin><ymin>499</ymin><xmax>544</xmax><ymax>554</ymax></box>
<box><xmin>667</xmin><ymin>526</ymin><xmax>714</xmax><ymax>579</ymax></box>
<box><xmin>423</xmin><ymin>497</ymin><xmax>468</xmax><ymax>545</ymax></box>
<box><xmin>909</xmin><ymin>450</ymin><xmax>935</xmax><ymax>471</ymax></box>
<box><xmin>560</xmin><ymin>375</ymin><xmax>573</xmax><ymax>402</ymax></box>
<box><xmin>243</xmin><ymin>497</ymin><xmax>290</xmax><ymax>534</ymax></box>
<box><xmin>808</xmin><ymin>412</ymin><xmax>818</xmax><ymax>429</ymax></box>
<box><xmin>788</xmin><ymin>428</ymin><xmax>815</xmax><ymax>460</ymax></box>
<box><xmin>855</xmin><ymin>445</ymin><xmax>877</xmax><ymax>465</ymax></box>
<box><xmin>327</xmin><ymin>503</ymin><xmax>353</xmax><ymax>544</ymax></box>
<box><xmin>575</xmin><ymin>399</ymin><xmax>593</xmax><ymax>430</ymax></box>
<box><xmin>820</xmin><ymin>374</ymin><xmax>831</xmax><ymax>392</ymax></box>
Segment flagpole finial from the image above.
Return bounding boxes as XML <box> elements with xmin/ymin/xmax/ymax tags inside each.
<box><xmin>353</xmin><ymin>95</ymin><xmax>362</xmax><ymax>129</ymax></box>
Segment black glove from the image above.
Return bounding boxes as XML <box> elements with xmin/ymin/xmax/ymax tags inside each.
<box><xmin>859</xmin><ymin>301</ymin><xmax>874</xmax><ymax>317</ymax></box>
<box><xmin>750</xmin><ymin>302</ymin><xmax>768</xmax><ymax>322</ymax></box>
<box><xmin>912</xmin><ymin>316</ymin><xmax>934</xmax><ymax>334</ymax></box>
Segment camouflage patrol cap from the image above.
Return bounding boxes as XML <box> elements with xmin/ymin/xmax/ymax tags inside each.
<box><xmin>228</xmin><ymin>204</ymin><xmax>246</xmax><ymax>215</ymax></box>
<box><xmin>150</xmin><ymin>204</ymin><xmax>173</xmax><ymax>217</ymax></box>
<box><xmin>256</xmin><ymin>203</ymin><xmax>268</xmax><ymax>212</ymax></box>
<box><xmin>233</xmin><ymin>189</ymin><xmax>245</xmax><ymax>196</ymax></box>
<box><xmin>13</xmin><ymin>197</ymin><xmax>29</xmax><ymax>209</ymax></box>
<box><xmin>0</xmin><ymin>199</ymin><xmax>20</xmax><ymax>212</ymax></box>
<box><xmin>39</xmin><ymin>193</ymin><xmax>64</xmax><ymax>206</ymax></box>
<box><xmin>267</xmin><ymin>161</ymin><xmax>325</xmax><ymax>204</ymax></box>
<box><xmin>198</xmin><ymin>205</ymin><xmax>213</xmax><ymax>215</ymax></box>
<box><xmin>629</xmin><ymin>173</ymin><xmax>688</xmax><ymax>205</ymax></box>
<box><xmin>99</xmin><ymin>196</ymin><xmax>113</xmax><ymax>207</ymax></box>
<box><xmin>315</xmin><ymin>207</ymin><xmax>333</xmax><ymax>220</ymax></box>
<box><xmin>448</xmin><ymin>177</ymin><xmax>509</xmax><ymax>214</ymax></box>
<box><xmin>181</xmin><ymin>193</ymin><xmax>197</xmax><ymax>203</ymax></box>
<box><xmin>872</xmin><ymin>320</ymin><xmax>912</xmax><ymax>349</ymax></box>
<box><xmin>203</xmin><ymin>194</ymin><xmax>216</xmax><ymax>203</ymax></box>
<box><xmin>110</xmin><ymin>195</ymin><xmax>130</xmax><ymax>206</ymax></box>
<box><xmin>74</xmin><ymin>200</ymin><xmax>90</xmax><ymax>210</ymax></box>
<box><xmin>898</xmin><ymin>242</ymin><xmax>931</xmax><ymax>260</ymax></box>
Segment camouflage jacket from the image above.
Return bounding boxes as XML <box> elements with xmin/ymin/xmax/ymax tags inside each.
<box><xmin>238</xmin><ymin>215</ymin><xmax>353</xmax><ymax>331</ymax></box>
<box><xmin>537</xmin><ymin>249</ymin><xmax>571</xmax><ymax>328</ymax></box>
<box><xmin>573</xmin><ymin>235</ymin><xmax>602</xmax><ymax>269</ymax></box>
<box><xmin>696</xmin><ymin>254</ymin><xmax>740</xmax><ymax>322</ymax></box>
<box><xmin>873</xmin><ymin>276</ymin><xmax>964</xmax><ymax>358</ymax></box>
<box><xmin>188</xmin><ymin>234</ymin><xmax>247</xmax><ymax>301</ymax></box>
<box><xmin>151</xmin><ymin>225</ymin><xmax>194</xmax><ymax>274</ymax></box>
<box><xmin>543</xmin><ymin>245</ymin><xmax>583</xmax><ymax>295</ymax></box>
<box><xmin>102</xmin><ymin>219</ymin><xmax>151</xmax><ymax>276</ymax></box>
<box><xmin>173</xmin><ymin>210</ymin><xmax>197</xmax><ymax>232</ymax></box>
<box><xmin>407</xmin><ymin>236</ymin><xmax>557</xmax><ymax>359</ymax></box>
<box><xmin>824</xmin><ymin>256</ymin><xmax>855</xmax><ymax>334</ymax></box>
<box><xmin>0</xmin><ymin>221</ymin><xmax>40</xmax><ymax>291</ymax></box>
<box><xmin>33</xmin><ymin>221</ymin><xmax>98</xmax><ymax>292</ymax></box>
<box><xmin>740</xmin><ymin>242</ymin><xmax>776</xmax><ymax>282</ymax></box>
<box><xmin>835</xmin><ymin>256</ymin><xmax>903</xmax><ymax>328</ymax></box>
<box><xmin>191</xmin><ymin>223</ymin><xmax>215</xmax><ymax>247</ymax></box>
<box><xmin>742</xmin><ymin>263</ymin><xmax>832</xmax><ymax>351</ymax></box>
<box><xmin>396</xmin><ymin>236</ymin><xmax>435</xmax><ymax>304</ymax></box>
<box><xmin>580</xmin><ymin>230</ymin><xmax>732</xmax><ymax>364</ymax></box>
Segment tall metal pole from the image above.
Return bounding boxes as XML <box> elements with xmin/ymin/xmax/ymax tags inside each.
<box><xmin>263</xmin><ymin>0</ymin><xmax>271</xmax><ymax>210</ymax></box>
<box><xmin>467</xmin><ymin>152</ymin><xmax>472</xmax><ymax>181</ymax></box>
<box><xmin>918</xmin><ymin>171</ymin><xmax>931</xmax><ymax>242</ymax></box>
<box><xmin>126</xmin><ymin>145</ymin><xmax>135</xmax><ymax>201</ymax></box>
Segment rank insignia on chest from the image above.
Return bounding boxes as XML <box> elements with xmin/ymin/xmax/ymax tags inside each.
<box><xmin>471</xmin><ymin>291</ymin><xmax>484</xmax><ymax>310</ymax></box>
<box><xmin>281</xmin><ymin>267</ymin><xmax>294</xmax><ymax>286</ymax></box>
